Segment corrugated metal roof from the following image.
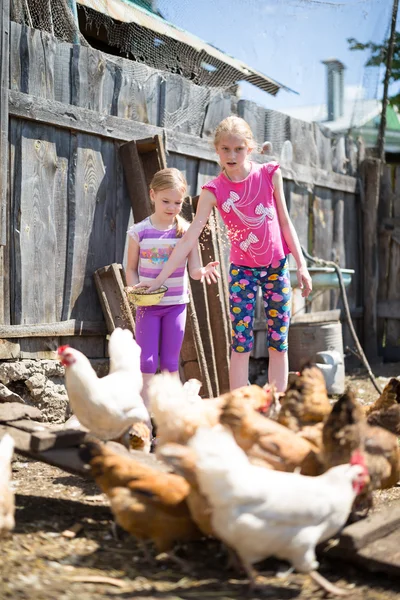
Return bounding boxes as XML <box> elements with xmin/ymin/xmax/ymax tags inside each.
<box><xmin>77</xmin><ymin>0</ymin><xmax>296</xmax><ymax>96</ymax></box>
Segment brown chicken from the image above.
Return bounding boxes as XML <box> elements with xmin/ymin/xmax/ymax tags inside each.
<box><xmin>322</xmin><ymin>389</ymin><xmax>400</xmax><ymax>495</ymax></box>
<box><xmin>157</xmin><ymin>442</ymin><xmax>214</xmax><ymax>538</ymax></box>
<box><xmin>149</xmin><ymin>372</ymin><xmax>273</xmax><ymax>448</ymax></box>
<box><xmin>364</xmin><ymin>378</ymin><xmax>400</xmax><ymax>416</ymax></box>
<box><xmin>367</xmin><ymin>404</ymin><xmax>400</xmax><ymax>435</ymax></box>
<box><xmin>278</xmin><ymin>364</ymin><xmax>332</xmax><ymax>432</ymax></box>
<box><xmin>219</xmin><ymin>395</ymin><xmax>320</xmax><ymax>474</ymax></box>
<box><xmin>79</xmin><ymin>439</ymin><xmax>201</xmax><ymax>555</ymax></box>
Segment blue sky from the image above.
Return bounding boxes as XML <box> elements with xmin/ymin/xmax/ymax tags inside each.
<box><xmin>157</xmin><ymin>0</ymin><xmax>396</xmax><ymax>111</ymax></box>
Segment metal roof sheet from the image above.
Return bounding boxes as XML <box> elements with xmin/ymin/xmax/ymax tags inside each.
<box><xmin>77</xmin><ymin>0</ymin><xmax>296</xmax><ymax>96</ymax></box>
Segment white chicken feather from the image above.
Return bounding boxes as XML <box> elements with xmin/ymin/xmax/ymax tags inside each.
<box><xmin>0</xmin><ymin>434</ymin><xmax>16</xmax><ymax>537</ymax></box>
<box><xmin>58</xmin><ymin>328</ymin><xmax>149</xmax><ymax>441</ymax></box>
<box><xmin>188</xmin><ymin>426</ymin><xmax>369</xmax><ymax>593</ymax></box>
<box><xmin>148</xmin><ymin>373</ymin><xmax>219</xmax><ymax>446</ymax></box>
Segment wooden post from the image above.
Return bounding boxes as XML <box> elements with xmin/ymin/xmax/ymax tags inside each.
<box><xmin>361</xmin><ymin>157</ymin><xmax>380</xmax><ymax>360</ymax></box>
<box><xmin>0</xmin><ymin>0</ymin><xmax>10</xmax><ymax>246</ymax></box>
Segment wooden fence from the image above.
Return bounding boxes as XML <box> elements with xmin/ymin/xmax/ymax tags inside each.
<box><xmin>377</xmin><ymin>163</ymin><xmax>400</xmax><ymax>361</ymax></box>
<box><xmin>0</xmin><ymin>20</ymin><xmax>363</xmax><ymax>374</ymax></box>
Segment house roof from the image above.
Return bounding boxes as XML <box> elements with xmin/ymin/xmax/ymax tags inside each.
<box><xmin>280</xmin><ymin>95</ymin><xmax>400</xmax><ymax>135</ymax></box>
<box><xmin>77</xmin><ymin>0</ymin><xmax>296</xmax><ymax>96</ymax></box>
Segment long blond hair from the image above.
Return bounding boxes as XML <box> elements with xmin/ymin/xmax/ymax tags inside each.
<box><xmin>149</xmin><ymin>168</ymin><xmax>188</xmax><ymax>237</ymax></box>
<box><xmin>213</xmin><ymin>116</ymin><xmax>256</xmax><ymax>151</ymax></box>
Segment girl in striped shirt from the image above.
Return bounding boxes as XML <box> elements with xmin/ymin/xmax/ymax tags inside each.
<box><xmin>125</xmin><ymin>168</ymin><xmax>219</xmax><ymax>409</ymax></box>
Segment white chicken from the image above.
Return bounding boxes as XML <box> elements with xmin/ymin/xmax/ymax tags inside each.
<box><xmin>58</xmin><ymin>328</ymin><xmax>149</xmax><ymax>443</ymax></box>
<box><xmin>0</xmin><ymin>434</ymin><xmax>16</xmax><ymax>537</ymax></box>
<box><xmin>148</xmin><ymin>372</ymin><xmax>220</xmax><ymax>446</ymax></box>
<box><xmin>188</xmin><ymin>426</ymin><xmax>369</xmax><ymax>596</ymax></box>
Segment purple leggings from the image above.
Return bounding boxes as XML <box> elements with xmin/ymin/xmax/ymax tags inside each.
<box><xmin>135</xmin><ymin>303</ymin><xmax>187</xmax><ymax>374</ymax></box>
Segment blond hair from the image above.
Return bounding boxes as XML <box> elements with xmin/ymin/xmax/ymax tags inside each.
<box><xmin>149</xmin><ymin>168</ymin><xmax>188</xmax><ymax>237</ymax></box>
<box><xmin>213</xmin><ymin>116</ymin><xmax>256</xmax><ymax>151</ymax></box>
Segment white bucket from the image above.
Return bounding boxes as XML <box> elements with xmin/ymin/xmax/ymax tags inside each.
<box><xmin>288</xmin><ymin>320</ymin><xmax>345</xmax><ymax>394</ymax></box>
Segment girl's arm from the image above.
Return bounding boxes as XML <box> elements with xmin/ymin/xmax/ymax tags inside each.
<box><xmin>125</xmin><ymin>237</ymin><xmax>140</xmax><ymax>289</ymax></box>
<box><xmin>187</xmin><ymin>242</ymin><xmax>220</xmax><ymax>284</ymax></box>
<box><xmin>272</xmin><ymin>168</ymin><xmax>312</xmax><ymax>297</ymax></box>
<box><xmin>141</xmin><ymin>189</ymin><xmax>218</xmax><ymax>291</ymax></box>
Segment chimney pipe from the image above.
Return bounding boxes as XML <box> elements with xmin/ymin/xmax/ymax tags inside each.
<box><xmin>322</xmin><ymin>59</ymin><xmax>345</xmax><ymax>121</ymax></box>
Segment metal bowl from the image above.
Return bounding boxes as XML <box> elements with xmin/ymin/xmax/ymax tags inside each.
<box><xmin>127</xmin><ymin>285</ymin><xmax>168</xmax><ymax>306</ymax></box>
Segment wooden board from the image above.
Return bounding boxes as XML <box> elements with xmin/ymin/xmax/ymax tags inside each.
<box><xmin>323</xmin><ymin>500</ymin><xmax>400</xmax><ymax>577</ymax></box>
<box><xmin>0</xmin><ymin>402</ymin><xmax>42</xmax><ymax>422</ymax></box>
<box><xmin>94</xmin><ymin>263</ymin><xmax>135</xmax><ymax>334</ymax></box>
<box><xmin>0</xmin><ymin>0</ymin><xmax>10</xmax><ymax>246</ymax></box>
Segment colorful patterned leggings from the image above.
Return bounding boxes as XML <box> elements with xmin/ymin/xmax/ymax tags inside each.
<box><xmin>229</xmin><ymin>258</ymin><xmax>291</xmax><ymax>353</ymax></box>
<box><xmin>135</xmin><ymin>303</ymin><xmax>187</xmax><ymax>373</ymax></box>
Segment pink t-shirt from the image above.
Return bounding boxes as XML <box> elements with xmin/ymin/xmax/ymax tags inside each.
<box><xmin>202</xmin><ymin>161</ymin><xmax>290</xmax><ymax>268</ymax></box>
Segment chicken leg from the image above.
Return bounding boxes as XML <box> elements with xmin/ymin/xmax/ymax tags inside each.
<box><xmin>309</xmin><ymin>570</ymin><xmax>351</xmax><ymax>597</ymax></box>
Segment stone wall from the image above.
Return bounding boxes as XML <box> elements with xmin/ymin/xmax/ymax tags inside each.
<box><xmin>0</xmin><ymin>359</ymin><xmax>109</xmax><ymax>423</ymax></box>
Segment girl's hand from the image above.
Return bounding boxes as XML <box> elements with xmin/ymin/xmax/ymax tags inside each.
<box><xmin>200</xmin><ymin>261</ymin><xmax>220</xmax><ymax>285</ymax></box>
<box><xmin>130</xmin><ymin>281</ymin><xmax>164</xmax><ymax>293</ymax></box>
<box><xmin>296</xmin><ymin>265</ymin><xmax>312</xmax><ymax>298</ymax></box>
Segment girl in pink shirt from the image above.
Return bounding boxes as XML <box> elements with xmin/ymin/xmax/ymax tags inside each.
<box><xmin>141</xmin><ymin>117</ymin><xmax>312</xmax><ymax>392</ymax></box>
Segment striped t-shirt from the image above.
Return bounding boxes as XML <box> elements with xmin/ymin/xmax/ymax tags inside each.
<box><xmin>127</xmin><ymin>217</ymin><xmax>189</xmax><ymax>306</ymax></box>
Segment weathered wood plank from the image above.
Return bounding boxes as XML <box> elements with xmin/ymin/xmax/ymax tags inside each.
<box><xmin>385</xmin><ymin>164</ymin><xmax>400</xmax><ymax>349</ymax></box>
<box><xmin>200</xmin><ymin>208</ymin><xmax>231</xmax><ymax>394</ymax></box>
<box><xmin>311</xmin><ymin>187</ymin><xmax>334</xmax><ymax>313</ymax></box>
<box><xmin>159</xmin><ymin>75</ymin><xmax>209</xmax><ymax>136</ymax></box>
<box><xmin>313</xmin><ymin>123</ymin><xmax>332</xmax><ymax>171</ymax></box>
<box><xmin>94</xmin><ymin>264</ymin><xmax>135</xmax><ymax>334</ymax></box>
<box><xmin>119</xmin><ymin>139</ymin><xmax>152</xmax><ymax>221</ymax></box>
<box><xmin>0</xmin><ymin>403</ymin><xmax>42</xmax><ymax>422</ymax></box>
<box><xmin>53</xmin><ymin>127</ymin><xmax>69</xmax><ymax>321</ymax></box>
<box><xmin>112</xmin><ymin>57</ymin><xmax>161</xmax><ymax>125</ymax></box>
<box><xmin>180</xmin><ymin>197</ymin><xmax>219</xmax><ymax>397</ymax></box>
<box><xmin>288</xmin><ymin>116</ymin><xmax>319</xmax><ymax>168</ymax></box>
<box><xmin>0</xmin><ymin>320</ymin><xmax>107</xmax><ymax>338</ymax></box>
<box><xmin>9</xmin><ymin>117</ymin><xmax>22</xmax><ymax>324</ymax></box>
<box><xmin>0</xmin><ymin>338</ymin><xmax>20</xmax><ymax>358</ymax></box>
<box><xmin>167</xmin><ymin>153</ymin><xmax>199</xmax><ymax>198</ymax></box>
<box><xmin>286</xmin><ymin>181</ymin><xmax>309</xmax><ymax>320</ymax></box>
<box><xmin>377</xmin><ymin>301</ymin><xmax>400</xmax><ymax>320</ymax></box>
<box><xmin>377</xmin><ymin>165</ymin><xmax>394</xmax><ymax>351</ymax></box>
<box><xmin>25</xmin><ymin>28</ymin><xmax>56</xmax><ymax>98</ymax></box>
<box><xmin>12</xmin><ymin>122</ymin><xmax>59</xmax><ymax>325</ymax></box>
<box><xmin>8</xmin><ymin>90</ymin><xmax>358</xmax><ymax>193</ymax></box>
<box><xmin>0</xmin><ymin>0</ymin><xmax>10</xmax><ymax>246</ymax></box>
<box><xmin>201</xmin><ymin>91</ymin><xmax>232</xmax><ymax>138</ymax></box>
<box><xmin>53</xmin><ymin>39</ymin><xmax>72</xmax><ymax>105</ymax></box>
<box><xmin>342</xmin><ymin>191</ymin><xmax>362</xmax><ymax>348</ymax></box>
<box><xmin>361</xmin><ymin>158</ymin><xmax>380</xmax><ymax>359</ymax></box>
<box><xmin>63</xmin><ymin>134</ymin><xmax>128</xmax><ymax>325</ymax></box>
<box><xmin>323</xmin><ymin>501</ymin><xmax>400</xmax><ymax>577</ymax></box>
<box><xmin>237</xmin><ymin>99</ymin><xmax>266</xmax><ymax>147</ymax></box>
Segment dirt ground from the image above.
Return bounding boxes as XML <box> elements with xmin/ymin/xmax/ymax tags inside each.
<box><xmin>1</xmin><ymin>362</ymin><xmax>400</xmax><ymax>600</ymax></box>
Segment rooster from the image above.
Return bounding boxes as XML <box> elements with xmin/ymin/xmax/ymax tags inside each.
<box><xmin>58</xmin><ymin>328</ymin><xmax>149</xmax><ymax>443</ymax></box>
<box><xmin>188</xmin><ymin>426</ymin><xmax>369</xmax><ymax>596</ymax></box>
<box><xmin>0</xmin><ymin>434</ymin><xmax>15</xmax><ymax>537</ymax></box>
